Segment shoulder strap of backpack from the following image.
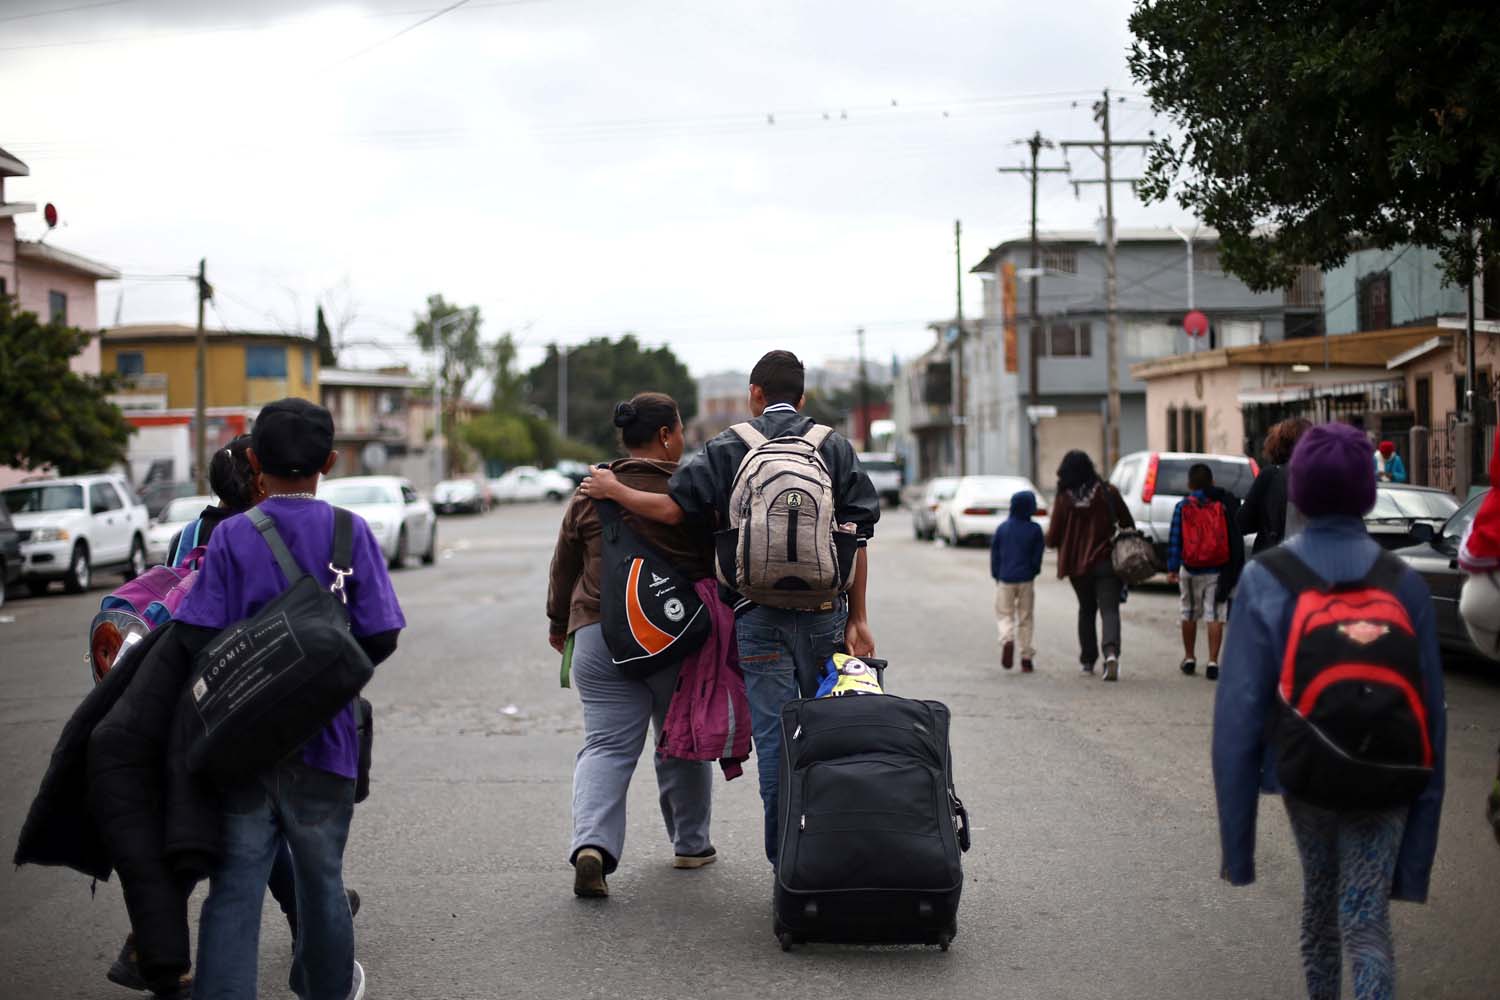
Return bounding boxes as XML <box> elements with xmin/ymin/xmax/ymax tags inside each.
<box><xmin>1256</xmin><ymin>546</ymin><xmax>1326</xmax><ymax>594</ymax></box>
<box><xmin>329</xmin><ymin>507</ymin><xmax>356</xmax><ymax>604</ymax></box>
<box><xmin>1363</xmin><ymin>550</ymin><xmax>1409</xmax><ymax>593</ymax></box>
<box><xmin>730</xmin><ymin>422</ymin><xmax>768</xmax><ymax>449</ymax></box>
<box><xmin>247</xmin><ymin>506</ymin><xmax>306</xmax><ymax>584</ymax></box>
<box><xmin>802</xmin><ymin>424</ymin><xmax>833</xmax><ymax>450</ymax></box>
<box><xmin>592</xmin><ymin>498</ymin><xmax>623</xmax><ymax>541</ymax></box>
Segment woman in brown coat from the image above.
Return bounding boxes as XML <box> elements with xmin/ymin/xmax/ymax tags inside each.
<box><xmin>1044</xmin><ymin>450</ymin><xmax>1134</xmax><ymax>681</ymax></box>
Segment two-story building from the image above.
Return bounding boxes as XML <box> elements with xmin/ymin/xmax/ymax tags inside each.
<box><xmin>0</xmin><ymin>144</ymin><xmax>121</xmax><ymax>488</ymax></box>
<box><xmin>102</xmin><ymin>324</ymin><xmax>321</xmax><ymax>484</ymax></box>
<box><xmin>320</xmin><ymin>366</ymin><xmax>429</xmax><ymax>482</ymax></box>
<box><xmin>966</xmin><ymin>228</ymin><xmax>1322</xmax><ymax>484</ymax></box>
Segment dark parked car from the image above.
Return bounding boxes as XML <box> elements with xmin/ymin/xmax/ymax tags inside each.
<box><xmin>1393</xmin><ymin>488</ymin><xmax>1486</xmax><ymax>654</ymax></box>
<box><xmin>1365</xmin><ymin>483</ymin><xmax>1460</xmax><ymax>550</ymax></box>
<box><xmin>137</xmin><ymin>480</ymin><xmax>197</xmax><ymax>520</ymax></box>
<box><xmin>0</xmin><ymin>495</ymin><xmax>20</xmax><ymax>609</ymax></box>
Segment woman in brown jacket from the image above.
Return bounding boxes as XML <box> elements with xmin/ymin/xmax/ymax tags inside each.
<box><xmin>545</xmin><ymin>392</ymin><xmax>718</xmax><ymax>900</ymax></box>
<box><xmin>1045</xmin><ymin>450</ymin><xmax>1135</xmax><ymax>681</ymax></box>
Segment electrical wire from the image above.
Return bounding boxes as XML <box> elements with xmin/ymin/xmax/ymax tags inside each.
<box><xmin>0</xmin><ymin>0</ymin><xmax>133</xmax><ymax>25</ymax></box>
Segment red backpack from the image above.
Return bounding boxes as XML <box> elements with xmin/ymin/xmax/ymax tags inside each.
<box><xmin>1259</xmin><ymin>548</ymin><xmax>1435</xmax><ymax>810</ymax></box>
<box><xmin>1180</xmin><ymin>495</ymin><xmax>1229</xmax><ymax>568</ymax></box>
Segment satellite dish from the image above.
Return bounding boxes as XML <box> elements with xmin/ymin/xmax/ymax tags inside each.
<box><xmin>1183</xmin><ymin>310</ymin><xmax>1210</xmax><ymax>338</ymax></box>
<box><xmin>43</xmin><ymin>203</ymin><xmax>58</xmax><ymax>229</ymax></box>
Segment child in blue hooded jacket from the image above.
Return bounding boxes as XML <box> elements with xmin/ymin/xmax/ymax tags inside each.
<box><xmin>990</xmin><ymin>490</ymin><xmax>1045</xmax><ymax>672</ymax></box>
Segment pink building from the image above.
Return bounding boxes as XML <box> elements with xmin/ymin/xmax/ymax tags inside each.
<box><xmin>0</xmin><ymin>145</ymin><xmax>121</xmax><ymax>487</ymax></box>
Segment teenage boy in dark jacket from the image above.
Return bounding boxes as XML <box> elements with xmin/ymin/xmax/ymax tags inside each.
<box><xmin>990</xmin><ymin>490</ymin><xmax>1044</xmax><ymax>672</ymax></box>
<box><xmin>177</xmin><ymin>398</ymin><xmax>403</xmax><ymax>1000</ymax></box>
<box><xmin>1166</xmin><ymin>463</ymin><xmax>1244</xmax><ymax>681</ymax></box>
<box><xmin>579</xmin><ymin>351</ymin><xmax>880</xmax><ymax>865</ymax></box>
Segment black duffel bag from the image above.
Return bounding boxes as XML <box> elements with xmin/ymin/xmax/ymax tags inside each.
<box><xmin>185</xmin><ymin>505</ymin><xmax>374</xmax><ymax>781</ymax></box>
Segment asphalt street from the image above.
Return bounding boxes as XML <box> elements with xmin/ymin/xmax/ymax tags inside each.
<box><xmin>3</xmin><ymin>502</ymin><xmax>1499</xmax><ymax>999</ymax></box>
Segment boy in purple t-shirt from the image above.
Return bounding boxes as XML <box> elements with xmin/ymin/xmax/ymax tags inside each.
<box><xmin>180</xmin><ymin>398</ymin><xmax>403</xmax><ymax>1000</ymax></box>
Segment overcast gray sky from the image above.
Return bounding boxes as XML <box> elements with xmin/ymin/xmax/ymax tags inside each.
<box><xmin>2</xmin><ymin>0</ymin><xmax>1184</xmax><ymax>381</ymax></box>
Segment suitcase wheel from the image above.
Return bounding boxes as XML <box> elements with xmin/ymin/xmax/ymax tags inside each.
<box><xmin>779</xmin><ymin>932</ymin><xmax>796</xmax><ymax>953</ymax></box>
<box><xmin>938</xmin><ymin>932</ymin><xmax>952</xmax><ymax>952</ymax></box>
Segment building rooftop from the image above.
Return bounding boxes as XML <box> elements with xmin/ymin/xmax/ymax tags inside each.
<box><xmin>0</xmin><ymin>145</ymin><xmax>28</xmax><ymax>178</ymax></box>
<box><xmin>17</xmin><ymin>240</ymin><xmax>120</xmax><ymax>280</ymax></box>
<box><xmin>1130</xmin><ymin>325</ymin><xmax>1443</xmax><ymax>381</ymax></box>
<box><xmin>970</xmin><ymin>226</ymin><xmax>1224</xmax><ymax>274</ymax></box>
<box><xmin>103</xmin><ymin>323</ymin><xmax>315</xmax><ymax>344</ymax></box>
<box><xmin>320</xmin><ymin>366</ymin><xmax>428</xmax><ymax>390</ymax></box>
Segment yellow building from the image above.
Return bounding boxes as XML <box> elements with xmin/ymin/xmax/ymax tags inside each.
<box><xmin>102</xmin><ymin>324</ymin><xmax>320</xmax><ymax>409</ymax></box>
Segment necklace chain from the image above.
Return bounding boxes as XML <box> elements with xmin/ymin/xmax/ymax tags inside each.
<box><xmin>269</xmin><ymin>492</ymin><xmax>319</xmax><ymax>500</ymax></box>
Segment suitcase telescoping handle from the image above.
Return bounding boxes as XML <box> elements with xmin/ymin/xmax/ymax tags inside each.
<box><xmin>951</xmin><ymin>791</ymin><xmax>971</xmax><ymax>853</ymax></box>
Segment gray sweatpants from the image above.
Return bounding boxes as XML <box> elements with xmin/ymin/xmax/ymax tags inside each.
<box><xmin>569</xmin><ymin>624</ymin><xmax>713</xmax><ymax>873</ymax></box>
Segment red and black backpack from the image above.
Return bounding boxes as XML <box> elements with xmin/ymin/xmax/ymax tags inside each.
<box><xmin>1258</xmin><ymin>547</ymin><xmax>1435</xmax><ymax>810</ymax></box>
<box><xmin>1181</xmin><ymin>495</ymin><xmax>1230</xmax><ymax>568</ymax></box>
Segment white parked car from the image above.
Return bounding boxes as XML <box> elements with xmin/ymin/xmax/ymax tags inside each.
<box><xmin>1108</xmin><ymin>451</ymin><xmax>1258</xmax><ymax>565</ymax></box>
<box><xmin>937</xmin><ymin>475</ymin><xmax>1048</xmax><ymax>547</ymax></box>
<box><xmin>319</xmin><ymin>476</ymin><xmax>437</xmax><ymax>569</ymax></box>
<box><xmin>489</xmin><ymin>466</ymin><xmax>574</xmax><ymax>504</ymax></box>
<box><xmin>146</xmin><ymin>495</ymin><xmax>216</xmax><ymax>565</ymax></box>
<box><xmin>2</xmin><ymin>474</ymin><xmax>151</xmax><ymax>595</ymax></box>
<box><xmin>913</xmin><ymin>477</ymin><xmax>959</xmax><ymax>540</ymax></box>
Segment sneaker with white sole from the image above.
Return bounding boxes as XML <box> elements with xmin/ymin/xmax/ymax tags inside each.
<box><xmin>348</xmin><ymin>960</ymin><xmax>365</xmax><ymax>1000</ymax></box>
<box><xmin>573</xmin><ymin>847</ymin><xmax>609</xmax><ymax>897</ymax></box>
<box><xmin>1205</xmin><ymin>663</ymin><xmax>1220</xmax><ymax>681</ymax></box>
<box><xmin>674</xmin><ymin>846</ymin><xmax>718</xmax><ymax>869</ymax></box>
<box><xmin>1102</xmin><ymin>656</ymin><xmax>1120</xmax><ymax>682</ymax></box>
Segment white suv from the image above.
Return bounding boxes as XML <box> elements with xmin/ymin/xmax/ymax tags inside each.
<box><xmin>2</xmin><ymin>474</ymin><xmax>150</xmax><ymax>595</ymax></box>
<box><xmin>1108</xmin><ymin>452</ymin><xmax>1258</xmax><ymax>566</ymax></box>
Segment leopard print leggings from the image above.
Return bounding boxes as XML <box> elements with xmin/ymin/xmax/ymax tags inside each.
<box><xmin>1284</xmin><ymin>797</ymin><xmax>1408</xmax><ymax>1000</ymax></box>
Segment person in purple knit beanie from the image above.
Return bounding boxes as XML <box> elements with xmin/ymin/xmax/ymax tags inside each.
<box><xmin>1288</xmin><ymin>421</ymin><xmax>1377</xmax><ymax>519</ymax></box>
<box><xmin>1213</xmin><ymin>417</ymin><xmax>1445</xmax><ymax>1000</ymax></box>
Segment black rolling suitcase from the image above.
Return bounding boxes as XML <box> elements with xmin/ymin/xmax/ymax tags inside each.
<box><xmin>772</xmin><ymin>690</ymin><xmax>970</xmax><ymax>951</ymax></box>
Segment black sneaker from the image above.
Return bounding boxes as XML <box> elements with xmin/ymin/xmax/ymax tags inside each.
<box><xmin>1205</xmin><ymin>663</ymin><xmax>1220</xmax><ymax>681</ymax></box>
<box><xmin>673</xmin><ymin>846</ymin><xmax>718</xmax><ymax>869</ymax></box>
<box><xmin>1080</xmin><ymin>661</ymin><xmax>1095</xmax><ymax>675</ymax></box>
<box><xmin>1180</xmin><ymin>658</ymin><xmax>1196</xmax><ymax>676</ymax></box>
<box><xmin>347</xmin><ymin>888</ymin><xmax>361</xmax><ymax>919</ymax></box>
<box><xmin>106</xmin><ymin>935</ymin><xmax>147</xmax><ymax>991</ymax></box>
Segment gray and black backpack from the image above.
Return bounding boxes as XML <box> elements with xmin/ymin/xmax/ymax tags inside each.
<box><xmin>714</xmin><ymin>423</ymin><xmax>859</xmax><ymax>610</ymax></box>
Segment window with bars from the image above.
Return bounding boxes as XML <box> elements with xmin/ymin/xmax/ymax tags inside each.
<box><xmin>1043</xmin><ymin>321</ymin><xmax>1092</xmax><ymax>357</ymax></box>
<box><xmin>1040</xmin><ymin>247</ymin><xmax>1078</xmax><ymax>274</ymax></box>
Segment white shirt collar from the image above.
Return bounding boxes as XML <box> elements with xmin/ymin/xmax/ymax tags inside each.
<box><xmin>762</xmin><ymin>403</ymin><xmax>798</xmax><ymax>414</ymax></box>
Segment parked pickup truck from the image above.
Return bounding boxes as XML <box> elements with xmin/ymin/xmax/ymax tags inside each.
<box><xmin>1</xmin><ymin>473</ymin><xmax>150</xmax><ymax>595</ymax></box>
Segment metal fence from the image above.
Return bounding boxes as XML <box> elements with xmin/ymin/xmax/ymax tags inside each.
<box><xmin>1427</xmin><ymin>425</ymin><xmax>1457</xmax><ymax>493</ymax></box>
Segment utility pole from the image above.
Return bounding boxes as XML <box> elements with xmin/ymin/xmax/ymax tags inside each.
<box><xmin>953</xmin><ymin>219</ymin><xmax>967</xmax><ymax>476</ymax></box>
<box><xmin>558</xmin><ymin>344</ymin><xmax>569</xmax><ymax>441</ymax></box>
<box><xmin>998</xmin><ymin>132</ymin><xmax>1068</xmax><ymax>483</ymax></box>
<box><xmin>193</xmin><ymin>258</ymin><xmax>210</xmax><ymax>495</ymax></box>
<box><xmin>1062</xmin><ymin>90</ymin><xmax>1152</xmax><ymax>471</ymax></box>
<box><xmin>856</xmin><ymin>326</ymin><xmax>870</xmax><ymax>451</ymax></box>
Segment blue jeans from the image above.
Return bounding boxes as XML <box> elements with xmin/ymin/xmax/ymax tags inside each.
<box><xmin>735</xmin><ymin>603</ymin><xmax>847</xmax><ymax>865</ymax></box>
<box><xmin>194</xmin><ymin>762</ymin><xmax>356</xmax><ymax>1000</ymax></box>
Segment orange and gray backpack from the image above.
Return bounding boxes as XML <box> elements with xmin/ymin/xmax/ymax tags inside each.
<box><xmin>714</xmin><ymin>422</ymin><xmax>858</xmax><ymax>611</ymax></box>
<box><xmin>1258</xmin><ymin>547</ymin><xmax>1435</xmax><ymax>810</ymax></box>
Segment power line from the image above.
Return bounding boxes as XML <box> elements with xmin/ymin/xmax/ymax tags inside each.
<box><xmin>327</xmin><ymin>0</ymin><xmax>475</xmax><ymax>69</ymax></box>
<box><xmin>0</xmin><ymin>0</ymin><xmax>132</xmax><ymax>24</ymax></box>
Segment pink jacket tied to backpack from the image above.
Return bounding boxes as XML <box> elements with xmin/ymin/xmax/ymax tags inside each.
<box><xmin>659</xmin><ymin>578</ymin><xmax>751</xmax><ymax>779</ymax></box>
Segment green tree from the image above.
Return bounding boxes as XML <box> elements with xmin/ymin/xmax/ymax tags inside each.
<box><xmin>411</xmin><ymin>295</ymin><xmax>484</xmax><ymax>476</ymax></box>
<box><xmin>0</xmin><ymin>299</ymin><xmax>132</xmax><ymax>474</ymax></box>
<box><xmin>1128</xmin><ymin>0</ymin><xmax>1500</xmax><ymax>289</ymax></box>
<box><xmin>525</xmin><ymin>335</ymin><xmax>697</xmax><ymax>456</ymax></box>
<box><xmin>314</xmin><ymin>305</ymin><xmax>338</xmax><ymax>368</ymax></box>
<box><xmin>460</xmin><ymin>411</ymin><xmax>537</xmax><ymax>467</ymax></box>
